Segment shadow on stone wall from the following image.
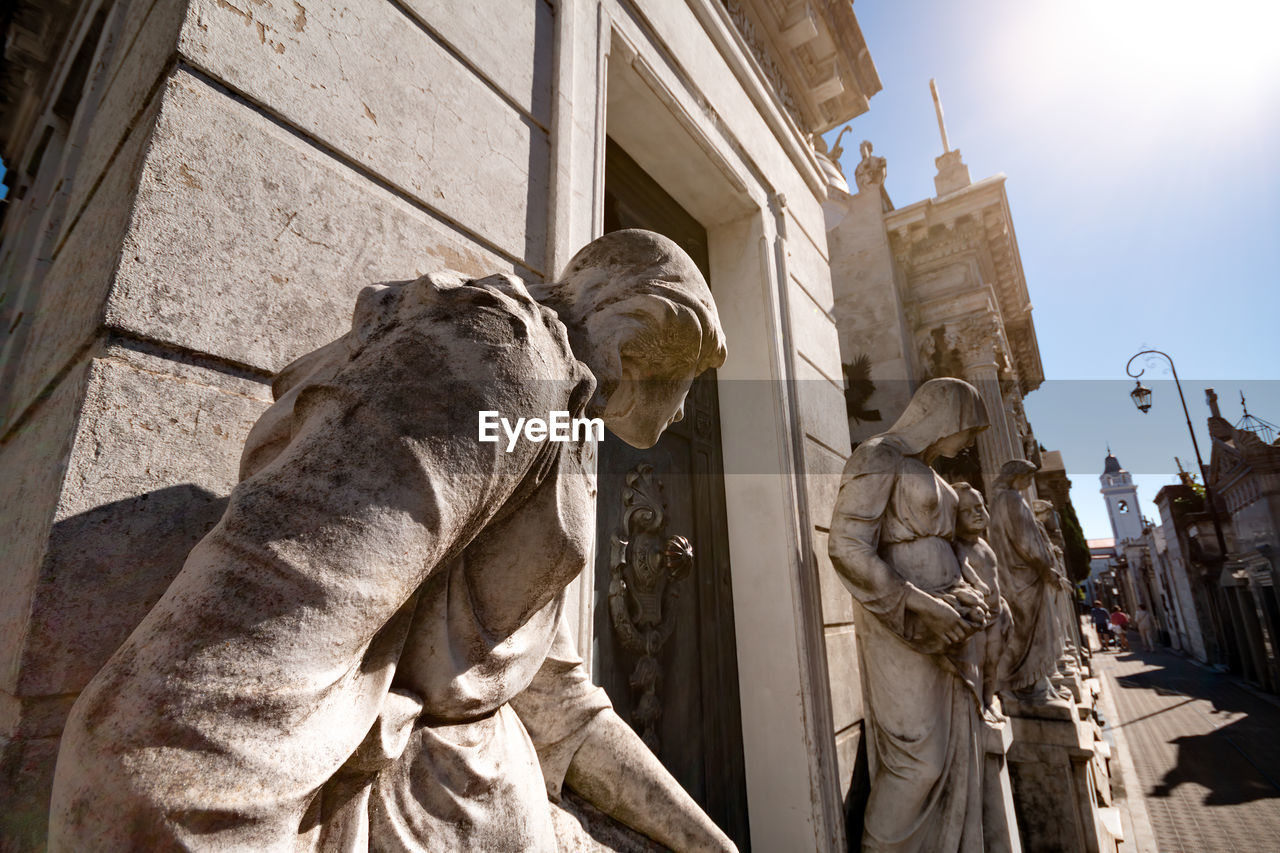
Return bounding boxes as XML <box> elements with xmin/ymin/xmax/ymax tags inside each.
<box><xmin>844</xmin><ymin>721</ymin><xmax>870</xmax><ymax>852</ymax></box>
<box><xmin>26</xmin><ymin>484</ymin><xmax>229</xmax><ymax>697</ymax></box>
<box><xmin>1</xmin><ymin>484</ymin><xmax>227</xmax><ymax>852</ymax></box>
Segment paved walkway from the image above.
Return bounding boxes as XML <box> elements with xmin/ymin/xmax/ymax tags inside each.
<box><xmin>1093</xmin><ymin>642</ymin><xmax>1280</xmax><ymax>852</ymax></box>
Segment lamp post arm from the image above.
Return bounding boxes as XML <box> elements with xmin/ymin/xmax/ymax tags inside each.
<box><xmin>1166</xmin><ymin>360</ymin><xmax>1206</xmax><ymax>479</ymax></box>
<box><xmin>1127</xmin><ymin>348</ymin><xmax>1228</xmax><ymax>558</ymax></box>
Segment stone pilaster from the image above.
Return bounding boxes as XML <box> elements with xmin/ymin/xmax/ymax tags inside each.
<box><xmin>962</xmin><ymin>350</ymin><xmax>1016</xmax><ymax>494</ymax></box>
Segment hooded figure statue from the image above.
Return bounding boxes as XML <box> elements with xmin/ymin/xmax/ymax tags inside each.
<box><xmin>989</xmin><ymin>459</ymin><xmax>1065</xmax><ymax>707</ymax></box>
<box><xmin>829</xmin><ymin>377</ymin><xmax>991</xmax><ymax>853</ymax></box>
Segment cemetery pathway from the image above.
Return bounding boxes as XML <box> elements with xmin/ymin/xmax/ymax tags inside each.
<box><xmin>1094</xmin><ymin>644</ymin><xmax>1280</xmax><ymax>852</ymax></box>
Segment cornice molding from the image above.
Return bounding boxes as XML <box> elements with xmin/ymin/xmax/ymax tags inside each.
<box><xmin>719</xmin><ymin>0</ymin><xmax>882</xmax><ymax>134</ymax></box>
<box><xmin>884</xmin><ymin>178</ymin><xmax>1043</xmax><ymax>394</ymax></box>
<box><xmin>719</xmin><ymin>0</ymin><xmax>806</xmax><ymax>130</ymax></box>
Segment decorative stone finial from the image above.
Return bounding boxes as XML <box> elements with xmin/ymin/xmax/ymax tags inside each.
<box><xmin>929</xmin><ymin>79</ymin><xmax>971</xmax><ymax>195</ymax></box>
<box><xmin>930</xmin><ymin>78</ymin><xmax>951</xmax><ymax>153</ymax></box>
<box><xmin>1206</xmin><ymin>387</ymin><xmax>1222</xmax><ymax>418</ymax></box>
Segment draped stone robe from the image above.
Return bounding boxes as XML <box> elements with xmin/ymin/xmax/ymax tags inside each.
<box><xmin>50</xmin><ymin>272</ymin><xmax>616</xmax><ymax>851</ymax></box>
<box><xmin>989</xmin><ymin>487</ymin><xmax>1060</xmax><ymax>693</ymax></box>
<box><xmin>830</xmin><ymin>439</ymin><xmax>984</xmax><ymax>853</ymax></box>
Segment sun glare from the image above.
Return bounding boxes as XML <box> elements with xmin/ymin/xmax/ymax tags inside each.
<box><xmin>995</xmin><ymin>1</ymin><xmax>1280</xmax><ymax>130</ymax></box>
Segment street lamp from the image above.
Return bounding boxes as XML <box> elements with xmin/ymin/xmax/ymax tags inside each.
<box><xmin>1125</xmin><ymin>349</ymin><xmax>1228</xmax><ymax>558</ymax></box>
<box><xmin>1130</xmin><ymin>380</ymin><xmax>1152</xmax><ymax>413</ymax></box>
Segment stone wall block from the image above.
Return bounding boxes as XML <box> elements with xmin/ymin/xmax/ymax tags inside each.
<box><xmin>14</xmin><ymin>347</ymin><xmax>270</xmax><ymax>698</ymax></box>
<box><xmin>398</xmin><ymin>0</ymin><xmax>553</xmax><ymax>125</ymax></box>
<box><xmin>0</xmin><ymin>363</ymin><xmax>91</xmax><ymax>693</ymax></box>
<box><xmin>0</xmin><ymin>735</ymin><xmax>60</xmax><ymax>851</ymax></box>
<box><xmin>804</xmin><ymin>437</ymin><xmax>845</xmax><ymax>535</ymax></box>
<box><xmin>107</xmin><ymin>69</ymin><xmax>517</xmax><ymax>374</ymax></box>
<box><xmin>177</xmin><ymin>0</ymin><xmax>549</xmax><ymax>266</ymax></box>
<box><xmin>813</xmin><ymin>529</ymin><xmax>855</xmax><ymax>626</ymax></box>
<box><xmin>789</xmin><ymin>276</ymin><xmax>844</xmax><ymax>380</ymax></box>
<box><xmin>824</xmin><ymin>624</ymin><xmax>862</xmax><ymax>732</ymax></box>
<box><xmin>67</xmin><ymin>0</ymin><xmax>190</xmax><ymax>224</ymax></box>
<box><xmin>834</xmin><ymin>717</ymin><xmax>865</xmax><ymax>783</ymax></box>
<box><xmin>2</xmin><ymin>97</ymin><xmax>159</xmax><ymax>431</ymax></box>
<box><xmin>795</xmin><ymin>354</ymin><xmax>851</xmax><ymax>462</ymax></box>
<box><xmin>785</xmin><ymin>218</ymin><xmax>834</xmax><ymax>307</ymax></box>
<box><xmin>785</xmin><ymin>232</ymin><xmax>844</xmax><ymax>386</ymax></box>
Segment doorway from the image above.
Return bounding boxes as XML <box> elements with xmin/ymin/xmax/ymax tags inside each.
<box><xmin>591</xmin><ymin>138</ymin><xmax>751</xmax><ymax>849</ymax></box>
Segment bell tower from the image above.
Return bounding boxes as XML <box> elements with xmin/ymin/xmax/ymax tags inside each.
<box><xmin>1100</xmin><ymin>449</ymin><xmax>1143</xmax><ymax>543</ymax></box>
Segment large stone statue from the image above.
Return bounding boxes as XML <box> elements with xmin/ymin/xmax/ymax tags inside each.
<box><xmin>952</xmin><ymin>483</ymin><xmax>1010</xmax><ymax>719</ymax></box>
<box><xmin>1033</xmin><ymin>499</ymin><xmax>1084</xmax><ymax>685</ymax></box>
<box><xmin>989</xmin><ymin>460</ymin><xmax>1065</xmax><ymax>708</ymax></box>
<box><xmin>49</xmin><ymin>230</ymin><xmax>736</xmax><ymax>852</ymax></box>
<box><xmin>829</xmin><ymin>378</ymin><xmax>991</xmax><ymax>853</ymax></box>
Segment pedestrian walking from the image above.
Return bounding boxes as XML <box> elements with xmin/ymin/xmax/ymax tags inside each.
<box><xmin>1110</xmin><ymin>605</ymin><xmax>1130</xmax><ymax>652</ymax></box>
<box><xmin>1134</xmin><ymin>604</ymin><xmax>1156</xmax><ymax>651</ymax></box>
<box><xmin>1091</xmin><ymin>600</ymin><xmax>1112</xmax><ymax>650</ymax></box>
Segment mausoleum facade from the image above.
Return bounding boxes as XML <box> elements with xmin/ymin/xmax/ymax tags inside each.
<box><xmin>0</xmin><ymin>1</ymin><xmax>882</xmax><ymax>848</ymax></box>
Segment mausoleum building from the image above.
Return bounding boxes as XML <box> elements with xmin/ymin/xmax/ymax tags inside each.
<box><xmin>0</xmin><ymin>1</ymin><xmax>884</xmax><ymax>848</ymax></box>
<box><xmin>822</xmin><ymin>103</ymin><xmax>1044</xmax><ymax>498</ymax></box>
<box><xmin>1</xmin><ymin>1</ymin><xmax>1126</xmax><ymax>850</ymax></box>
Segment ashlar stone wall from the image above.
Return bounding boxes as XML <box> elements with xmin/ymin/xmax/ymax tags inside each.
<box><xmin>0</xmin><ymin>0</ymin><xmax>868</xmax><ymax>848</ymax></box>
<box><xmin>0</xmin><ymin>0</ymin><xmax>551</xmax><ymax>843</ymax></box>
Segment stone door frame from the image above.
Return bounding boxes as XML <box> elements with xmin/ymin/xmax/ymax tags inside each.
<box><xmin>544</xmin><ymin>2</ymin><xmax>845</xmax><ymax>849</ymax></box>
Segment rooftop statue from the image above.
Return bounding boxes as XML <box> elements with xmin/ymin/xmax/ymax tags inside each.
<box><xmin>829</xmin><ymin>377</ymin><xmax>992</xmax><ymax>853</ymax></box>
<box><xmin>49</xmin><ymin>230</ymin><xmax>735</xmax><ymax>852</ymax></box>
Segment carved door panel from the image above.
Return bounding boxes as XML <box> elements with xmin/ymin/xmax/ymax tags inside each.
<box><xmin>592</xmin><ymin>139</ymin><xmax>750</xmax><ymax>848</ymax></box>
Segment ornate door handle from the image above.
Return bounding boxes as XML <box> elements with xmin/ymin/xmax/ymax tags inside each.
<box><xmin>608</xmin><ymin>464</ymin><xmax>692</xmax><ymax>752</ymax></box>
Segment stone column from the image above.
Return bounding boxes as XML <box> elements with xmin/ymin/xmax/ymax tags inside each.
<box><xmin>962</xmin><ymin>350</ymin><xmax>1016</xmax><ymax>494</ymax></box>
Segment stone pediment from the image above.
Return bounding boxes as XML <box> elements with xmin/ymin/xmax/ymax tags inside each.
<box><xmin>720</xmin><ymin>0</ymin><xmax>882</xmax><ymax>133</ymax></box>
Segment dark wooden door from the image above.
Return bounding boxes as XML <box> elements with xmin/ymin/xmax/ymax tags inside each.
<box><xmin>592</xmin><ymin>139</ymin><xmax>750</xmax><ymax>848</ymax></box>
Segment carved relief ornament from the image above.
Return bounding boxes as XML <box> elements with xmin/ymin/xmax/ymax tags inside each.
<box><xmin>608</xmin><ymin>464</ymin><xmax>695</xmax><ymax>752</ymax></box>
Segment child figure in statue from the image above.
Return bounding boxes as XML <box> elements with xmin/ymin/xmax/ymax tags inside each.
<box><xmin>952</xmin><ymin>483</ymin><xmax>1011</xmax><ymax>720</ymax></box>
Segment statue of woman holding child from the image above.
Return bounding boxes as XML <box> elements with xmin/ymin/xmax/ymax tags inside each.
<box><xmin>829</xmin><ymin>378</ymin><xmax>991</xmax><ymax>853</ymax></box>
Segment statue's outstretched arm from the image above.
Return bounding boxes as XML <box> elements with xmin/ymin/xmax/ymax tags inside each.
<box><xmin>565</xmin><ymin>712</ymin><xmax>737</xmax><ymax>853</ymax></box>
<box><xmin>512</xmin><ymin>614</ymin><xmax>735</xmax><ymax>852</ymax></box>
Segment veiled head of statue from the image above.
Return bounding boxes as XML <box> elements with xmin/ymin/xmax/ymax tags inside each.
<box><xmin>995</xmin><ymin>459</ymin><xmax>1038</xmax><ymax>490</ymax></box>
<box><xmin>543</xmin><ymin>230</ymin><xmax>728</xmax><ymax>448</ymax></box>
<box><xmin>880</xmin><ymin>377</ymin><xmax>989</xmax><ymax>460</ymax></box>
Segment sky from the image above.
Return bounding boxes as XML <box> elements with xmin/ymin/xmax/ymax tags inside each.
<box><xmin>826</xmin><ymin>0</ymin><xmax>1280</xmax><ymax>540</ymax></box>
